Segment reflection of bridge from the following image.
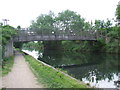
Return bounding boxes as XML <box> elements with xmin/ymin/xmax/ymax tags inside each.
<box><xmin>13</xmin><ymin>28</ymin><xmax>103</xmax><ymax>42</ymax></box>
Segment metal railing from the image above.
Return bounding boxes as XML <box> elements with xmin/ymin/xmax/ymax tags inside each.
<box><xmin>13</xmin><ymin>28</ymin><xmax>104</xmax><ymax>42</ymax></box>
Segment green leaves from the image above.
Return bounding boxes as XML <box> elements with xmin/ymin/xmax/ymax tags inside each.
<box><xmin>107</xmin><ymin>27</ymin><xmax>120</xmax><ymax>39</ymax></box>
<box><xmin>56</xmin><ymin>10</ymin><xmax>85</xmax><ymax>33</ymax></box>
<box><xmin>1</xmin><ymin>25</ymin><xmax>16</xmax><ymax>45</ymax></box>
<box><xmin>116</xmin><ymin>3</ymin><xmax>120</xmax><ymax>20</ymax></box>
<box><xmin>94</xmin><ymin>19</ymin><xmax>112</xmax><ymax>30</ymax></box>
<box><xmin>30</xmin><ymin>10</ymin><xmax>87</xmax><ymax>35</ymax></box>
<box><xmin>30</xmin><ymin>13</ymin><xmax>55</xmax><ymax>35</ymax></box>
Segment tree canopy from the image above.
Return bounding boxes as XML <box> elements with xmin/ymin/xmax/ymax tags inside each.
<box><xmin>30</xmin><ymin>10</ymin><xmax>90</xmax><ymax>35</ymax></box>
<box><xmin>116</xmin><ymin>2</ymin><xmax>120</xmax><ymax>20</ymax></box>
<box><xmin>30</xmin><ymin>12</ymin><xmax>55</xmax><ymax>35</ymax></box>
<box><xmin>56</xmin><ymin>10</ymin><xmax>85</xmax><ymax>32</ymax></box>
<box><xmin>0</xmin><ymin>25</ymin><xmax>16</xmax><ymax>45</ymax></box>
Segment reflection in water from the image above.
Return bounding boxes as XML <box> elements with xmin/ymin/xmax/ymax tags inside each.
<box><xmin>23</xmin><ymin>49</ymin><xmax>119</xmax><ymax>88</ymax></box>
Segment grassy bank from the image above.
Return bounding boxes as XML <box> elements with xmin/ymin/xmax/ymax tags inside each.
<box><xmin>2</xmin><ymin>56</ymin><xmax>14</xmax><ymax>76</ymax></box>
<box><xmin>24</xmin><ymin>54</ymin><xmax>89</xmax><ymax>88</ymax></box>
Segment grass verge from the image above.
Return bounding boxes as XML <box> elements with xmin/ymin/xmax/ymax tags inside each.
<box><xmin>2</xmin><ymin>56</ymin><xmax>14</xmax><ymax>76</ymax></box>
<box><xmin>24</xmin><ymin>54</ymin><xmax>89</xmax><ymax>88</ymax></box>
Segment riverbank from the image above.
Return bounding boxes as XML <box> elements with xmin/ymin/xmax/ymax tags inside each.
<box><xmin>24</xmin><ymin>53</ymin><xmax>90</xmax><ymax>88</ymax></box>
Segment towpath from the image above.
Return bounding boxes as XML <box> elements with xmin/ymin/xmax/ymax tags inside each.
<box><xmin>2</xmin><ymin>51</ymin><xmax>43</xmax><ymax>88</ymax></box>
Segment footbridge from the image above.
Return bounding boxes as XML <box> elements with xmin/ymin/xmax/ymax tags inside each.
<box><xmin>5</xmin><ymin>28</ymin><xmax>104</xmax><ymax>57</ymax></box>
<box><xmin>13</xmin><ymin>28</ymin><xmax>103</xmax><ymax>42</ymax></box>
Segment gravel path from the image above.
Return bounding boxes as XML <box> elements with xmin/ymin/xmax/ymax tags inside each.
<box><xmin>2</xmin><ymin>51</ymin><xmax>43</xmax><ymax>88</ymax></box>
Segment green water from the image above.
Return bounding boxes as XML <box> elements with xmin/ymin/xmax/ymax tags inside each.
<box><xmin>23</xmin><ymin>49</ymin><xmax>119</xmax><ymax>88</ymax></box>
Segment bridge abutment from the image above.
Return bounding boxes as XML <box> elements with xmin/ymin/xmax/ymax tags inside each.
<box><xmin>4</xmin><ymin>39</ymin><xmax>14</xmax><ymax>57</ymax></box>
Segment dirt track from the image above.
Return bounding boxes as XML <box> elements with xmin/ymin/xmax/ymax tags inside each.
<box><xmin>2</xmin><ymin>51</ymin><xmax>43</xmax><ymax>88</ymax></box>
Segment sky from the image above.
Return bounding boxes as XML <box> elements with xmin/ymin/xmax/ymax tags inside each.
<box><xmin>0</xmin><ymin>0</ymin><xmax>119</xmax><ymax>28</ymax></box>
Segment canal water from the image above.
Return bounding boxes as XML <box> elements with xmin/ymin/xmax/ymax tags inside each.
<box><xmin>22</xmin><ymin>49</ymin><xmax>119</xmax><ymax>88</ymax></box>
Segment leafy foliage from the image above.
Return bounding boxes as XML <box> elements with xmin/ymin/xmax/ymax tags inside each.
<box><xmin>27</xmin><ymin>8</ymin><xmax>120</xmax><ymax>53</ymax></box>
<box><xmin>94</xmin><ymin>19</ymin><xmax>112</xmax><ymax>30</ymax></box>
<box><xmin>56</xmin><ymin>10</ymin><xmax>86</xmax><ymax>34</ymax></box>
<box><xmin>116</xmin><ymin>3</ymin><xmax>120</xmax><ymax>20</ymax></box>
<box><xmin>2</xmin><ymin>56</ymin><xmax>14</xmax><ymax>76</ymax></box>
<box><xmin>30</xmin><ymin>12</ymin><xmax>55</xmax><ymax>35</ymax></box>
<box><xmin>107</xmin><ymin>27</ymin><xmax>120</xmax><ymax>39</ymax></box>
<box><xmin>30</xmin><ymin>10</ymin><xmax>90</xmax><ymax>35</ymax></box>
<box><xmin>0</xmin><ymin>25</ymin><xmax>16</xmax><ymax>58</ymax></box>
<box><xmin>22</xmin><ymin>41</ymin><xmax>43</xmax><ymax>51</ymax></box>
<box><xmin>29</xmin><ymin>10</ymin><xmax>90</xmax><ymax>50</ymax></box>
<box><xmin>1</xmin><ymin>25</ymin><xmax>16</xmax><ymax>45</ymax></box>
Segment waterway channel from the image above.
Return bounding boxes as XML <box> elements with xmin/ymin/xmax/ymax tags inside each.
<box><xmin>22</xmin><ymin>49</ymin><xmax>119</xmax><ymax>88</ymax></box>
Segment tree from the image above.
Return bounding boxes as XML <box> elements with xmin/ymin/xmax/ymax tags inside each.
<box><xmin>17</xmin><ymin>25</ymin><xmax>21</xmax><ymax>29</ymax></box>
<box><xmin>116</xmin><ymin>2</ymin><xmax>120</xmax><ymax>20</ymax></box>
<box><xmin>30</xmin><ymin>11</ymin><xmax>62</xmax><ymax>50</ymax></box>
<box><xmin>94</xmin><ymin>19</ymin><xmax>112</xmax><ymax>30</ymax></box>
<box><xmin>2</xmin><ymin>25</ymin><xmax>16</xmax><ymax>45</ymax></box>
<box><xmin>30</xmin><ymin>12</ymin><xmax>55</xmax><ymax>35</ymax></box>
<box><xmin>116</xmin><ymin>1</ymin><xmax>120</xmax><ymax>26</ymax></box>
<box><xmin>56</xmin><ymin>10</ymin><xmax>86</xmax><ymax>35</ymax></box>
